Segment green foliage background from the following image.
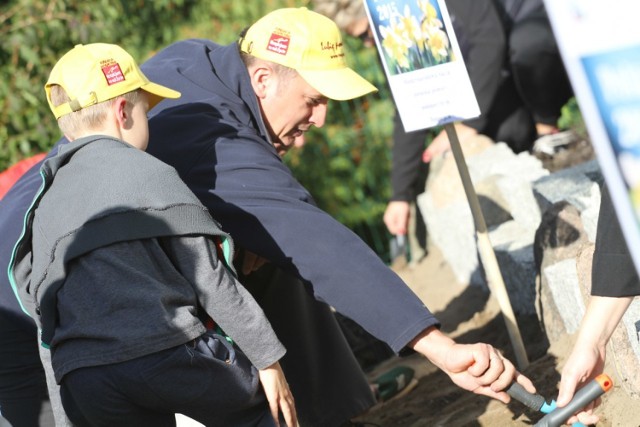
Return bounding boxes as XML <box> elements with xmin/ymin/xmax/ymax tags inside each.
<box><xmin>1</xmin><ymin>0</ymin><xmax>194</xmax><ymax>168</ymax></box>
<box><xmin>1</xmin><ymin>0</ymin><xmax>398</xmax><ymax>256</ymax></box>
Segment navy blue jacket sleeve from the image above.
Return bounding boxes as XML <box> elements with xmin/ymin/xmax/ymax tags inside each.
<box><xmin>0</xmin><ymin>143</ymin><xmax>64</xmax><ymax>326</ymax></box>
<box><xmin>148</xmin><ymin>105</ymin><xmax>438</xmax><ymax>352</ymax></box>
<box><xmin>0</xmin><ymin>163</ymin><xmax>43</xmax><ymax>326</ymax></box>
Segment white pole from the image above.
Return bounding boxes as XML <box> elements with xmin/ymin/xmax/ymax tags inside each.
<box><xmin>444</xmin><ymin>123</ymin><xmax>530</xmax><ymax>370</ymax></box>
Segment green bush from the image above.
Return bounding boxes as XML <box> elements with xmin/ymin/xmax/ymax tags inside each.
<box><xmin>0</xmin><ymin>0</ymin><xmax>194</xmax><ymax>169</ymax></box>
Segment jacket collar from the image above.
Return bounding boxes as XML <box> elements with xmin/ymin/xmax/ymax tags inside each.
<box><xmin>206</xmin><ymin>43</ymin><xmax>273</xmax><ymax>146</ymax></box>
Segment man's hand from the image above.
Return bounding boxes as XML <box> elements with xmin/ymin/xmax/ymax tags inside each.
<box><xmin>443</xmin><ymin>342</ymin><xmax>535</xmax><ymax>403</ymax></box>
<box><xmin>258</xmin><ymin>362</ymin><xmax>298</xmax><ymax>427</ymax></box>
<box><xmin>383</xmin><ymin>200</ymin><xmax>411</xmax><ymax>235</ymax></box>
<box><xmin>410</xmin><ymin>327</ymin><xmax>536</xmax><ymax>403</ymax></box>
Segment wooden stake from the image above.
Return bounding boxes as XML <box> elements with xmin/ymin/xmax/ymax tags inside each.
<box><xmin>444</xmin><ymin>123</ymin><xmax>530</xmax><ymax>370</ymax></box>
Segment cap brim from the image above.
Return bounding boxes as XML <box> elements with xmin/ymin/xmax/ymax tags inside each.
<box><xmin>298</xmin><ymin>67</ymin><xmax>377</xmax><ymax>101</ymax></box>
<box><xmin>142</xmin><ymin>81</ymin><xmax>181</xmax><ymax>109</ymax></box>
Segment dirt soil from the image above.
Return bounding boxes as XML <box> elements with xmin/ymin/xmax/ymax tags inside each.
<box><xmin>352</xmin><ymin>243</ymin><xmax>640</xmax><ymax>426</ymax></box>
<box><xmin>353</xmin><ymin>137</ymin><xmax>640</xmax><ymax>426</ymax></box>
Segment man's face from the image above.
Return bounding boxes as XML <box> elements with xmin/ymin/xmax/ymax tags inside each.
<box><xmin>260</xmin><ymin>72</ymin><xmax>328</xmax><ymax>157</ymax></box>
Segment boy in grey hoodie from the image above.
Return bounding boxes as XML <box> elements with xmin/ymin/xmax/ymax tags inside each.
<box><xmin>8</xmin><ymin>43</ymin><xmax>296</xmax><ymax>427</ymax></box>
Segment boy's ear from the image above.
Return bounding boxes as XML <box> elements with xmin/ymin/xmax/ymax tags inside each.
<box><xmin>113</xmin><ymin>97</ymin><xmax>128</xmax><ymax>127</ymax></box>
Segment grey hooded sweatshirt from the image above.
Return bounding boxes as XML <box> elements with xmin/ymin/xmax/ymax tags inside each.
<box><xmin>9</xmin><ymin>135</ymin><xmax>284</xmax><ymax>382</ymax></box>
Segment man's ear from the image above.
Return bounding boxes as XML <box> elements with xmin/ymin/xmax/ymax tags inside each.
<box><xmin>248</xmin><ymin>63</ymin><xmax>274</xmax><ymax>99</ymax></box>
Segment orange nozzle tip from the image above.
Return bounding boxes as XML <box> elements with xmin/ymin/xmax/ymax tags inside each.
<box><xmin>595</xmin><ymin>374</ymin><xmax>613</xmax><ymax>392</ymax></box>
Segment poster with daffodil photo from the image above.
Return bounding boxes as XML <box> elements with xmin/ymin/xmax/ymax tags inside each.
<box><xmin>364</xmin><ymin>0</ymin><xmax>479</xmax><ymax>132</ymax></box>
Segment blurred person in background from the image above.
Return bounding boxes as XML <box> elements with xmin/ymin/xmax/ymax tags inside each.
<box><xmin>313</xmin><ymin>0</ymin><xmax>574</xmax><ymax>246</ymax></box>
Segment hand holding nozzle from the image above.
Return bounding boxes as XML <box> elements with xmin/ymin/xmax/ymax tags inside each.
<box><xmin>507</xmin><ymin>374</ymin><xmax>613</xmax><ymax>427</ymax></box>
<box><xmin>534</xmin><ymin>374</ymin><xmax>613</xmax><ymax>427</ymax></box>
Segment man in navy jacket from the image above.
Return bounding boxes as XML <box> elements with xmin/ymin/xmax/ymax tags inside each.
<box><xmin>1</xmin><ymin>7</ymin><xmax>534</xmax><ymax>427</ymax></box>
<box><xmin>144</xmin><ymin>7</ymin><xmax>535</xmax><ymax>425</ymax></box>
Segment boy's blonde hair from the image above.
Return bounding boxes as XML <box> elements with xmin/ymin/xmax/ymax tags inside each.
<box><xmin>48</xmin><ymin>84</ymin><xmax>141</xmax><ymax>139</ymax></box>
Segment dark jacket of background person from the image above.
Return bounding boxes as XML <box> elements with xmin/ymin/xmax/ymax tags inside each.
<box><xmin>390</xmin><ymin>0</ymin><xmax>571</xmax><ymax>204</ymax></box>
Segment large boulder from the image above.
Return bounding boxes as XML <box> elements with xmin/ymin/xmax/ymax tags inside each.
<box><xmin>532</xmin><ymin>160</ymin><xmax>602</xmax><ymax>341</ymax></box>
<box><xmin>417</xmin><ymin>137</ymin><xmax>548</xmax><ymax>315</ymax></box>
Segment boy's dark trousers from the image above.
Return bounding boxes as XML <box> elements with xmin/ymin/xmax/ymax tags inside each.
<box><xmin>59</xmin><ymin>332</ymin><xmax>275</xmax><ymax>427</ymax></box>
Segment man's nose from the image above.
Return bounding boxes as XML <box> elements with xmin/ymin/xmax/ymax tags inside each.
<box><xmin>310</xmin><ymin>103</ymin><xmax>327</xmax><ymax>128</ymax></box>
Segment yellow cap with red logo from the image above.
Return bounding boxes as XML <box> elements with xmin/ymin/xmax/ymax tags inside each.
<box><xmin>239</xmin><ymin>7</ymin><xmax>377</xmax><ymax>101</ymax></box>
<box><xmin>45</xmin><ymin>43</ymin><xmax>180</xmax><ymax>119</ymax></box>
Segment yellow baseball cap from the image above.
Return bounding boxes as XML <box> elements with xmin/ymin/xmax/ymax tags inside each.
<box><xmin>239</xmin><ymin>7</ymin><xmax>377</xmax><ymax>101</ymax></box>
<box><xmin>45</xmin><ymin>43</ymin><xmax>180</xmax><ymax>119</ymax></box>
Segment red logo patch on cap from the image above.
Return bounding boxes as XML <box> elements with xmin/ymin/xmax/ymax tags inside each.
<box><xmin>267</xmin><ymin>32</ymin><xmax>290</xmax><ymax>56</ymax></box>
<box><xmin>101</xmin><ymin>62</ymin><xmax>125</xmax><ymax>85</ymax></box>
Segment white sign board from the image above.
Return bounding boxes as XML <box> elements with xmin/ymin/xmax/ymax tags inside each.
<box><xmin>543</xmin><ymin>0</ymin><xmax>640</xmax><ymax>276</ymax></box>
<box><xmin>363</xmin><ymin>0</ymin><xmax>480</xmax><ymax>132</ymax></box>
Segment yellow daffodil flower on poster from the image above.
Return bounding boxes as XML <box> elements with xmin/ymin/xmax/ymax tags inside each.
<box><xmin>376</xmin><ymin>0</ymin><xmax>453</xmax><ymax>75</ymax></box>
<box><xmin>425</xmin><ymin>28</ymin><xmax>450</xmax><ymax>61</ymax></box>
<box><xmin>379</xmin><ymin>19</ymin><xmax>411</xmax><ymax>69</ymax></box>
<box><xmin>418</xmin><ymin>0</ymin><xmax>442</xmax><ymax>29</ymax></box>
<box><xmin>398</xmin><ymin>6</ymin><xmax>424</xmax><ymax>51</ymax></box>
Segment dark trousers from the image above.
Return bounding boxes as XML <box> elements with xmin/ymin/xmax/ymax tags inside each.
<box><xmin>508</xmin><ymin>9</ymin><xmax>574</xmax><ymax>126</ymax></box>
<box><xmin>60</xmin><ymin>332</ymin><xmax>273</xmax><ymax>427</ymax></box>
<box><xmin>241</xmin><ymin>265</ymin><xmax>376</xmax><ymax>427</ymax></box>
<box><xmin>0</xmin><ymin>310</ymin><xmax>54</xmax><ymax>427</ymax></box>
